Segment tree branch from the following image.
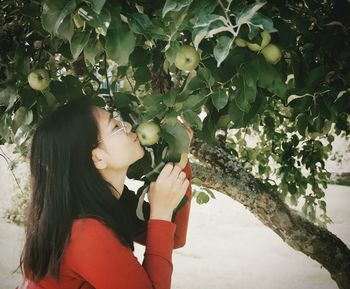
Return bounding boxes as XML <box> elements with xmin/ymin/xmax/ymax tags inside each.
<box><xmin>190</xmin><ymin>137</ymin><xmax>350</xmax><ymax>289</ymax></box>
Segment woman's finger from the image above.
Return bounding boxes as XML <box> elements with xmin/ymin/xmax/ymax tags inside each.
<box><xmin>157</xmin><ymin>162</ymin><xmax>174</xmax><ymax>180</ymax></box>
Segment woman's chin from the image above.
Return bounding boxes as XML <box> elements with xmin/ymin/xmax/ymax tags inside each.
<box><xmin>137</xmin><ymin>145</ymin><xmax>145</xmax><ymax>158</ymax></box>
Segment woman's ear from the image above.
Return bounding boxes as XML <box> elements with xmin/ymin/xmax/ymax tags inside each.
<box><xmin>91</xmin><ymin>148</ymin><xmax>108</xmax><ymax>170</ymax></box>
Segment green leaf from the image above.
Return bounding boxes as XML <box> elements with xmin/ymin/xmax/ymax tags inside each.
<box><xmin>165</xmin><ymin>41</ymin><xmax>180</xmax><ymax>65</ymax></box>
<box><xmin>255</xmin><ymin>56</ymin><xmax>287</xmax><ymax>98</ymax></box>
<box><xmin>161</xmin><ymin>122</ymin><xmax>190</xmax><ymax>153</ymax></box>
<box><xmin>211</xmin><ymin>89</ymin><xmax>229</xmax><ymax>111</ymax></box>
<box><xmin>143</xmin><ymin>104</ymin><xmax>167</xmax><ymax>121</ymax></box>
<box><xmin>129</xmin><ymin>13</ymin><xmax>166</xmax><ymax>40</ymax></box>
<box><xmin>305</xmin><ymin>65</ymin><xmax>327</xmax><ymax>87</ymax></box>
<box><xmin>14</xmin><ymin>107</ymin><xmax>33</xmax><ymax>131</ymax></box>
<box><xmin>194</xmin><ymin>14</ymin><xmax>224</xmax><ymax>29</ymax></box>
<box><xmin>193</xmin><ymin>15</ymin><xmax>228</xmax><ymax>49</ymax></box>
<box><xmin>50</xmin><ymin>75</ymin><xmax>83</xmax><ymax>104</ymax></box>
<box><xmin>163</xmin><ymin>109</ymin><xmax>178</xmax><ymax>125</ymax></box>
<box><xmin>183</xmin><ymin>111</ymin><xmax>203</xmax><ymax>129</ymax></box>
<box><xmin>198</xmin><ymin>67</ymin><xmax>215</xmax><ymax>87</ymax></box>
<box><xmin>296</xmin><ymin>113</ymin><xmax>309</xmax><ymax>137</ymax></box>
<box><xmin>105</xmin><ymin>24</ymin><xmax>135</xmax><ymax>65</ymax></box>
<box><xmin>129</xmin><ymin>13</ymin><xmax>153</xmax><ymax>37</ymax></box>
<box><xmin>0</xmin><ymin>114</ymin><xmax>12</xmax><ymax>142</ymax></box>
<box><xmin>192</xmin><ymin>26</ymin><xmax>209</xmax><ymax>50</ymax></box>
<box><xmin>84</xmin><ymin>36</ymin><xmax>103</xmax><ymax>65</ymax></box>
<box><xmin>143</xmin><ymin>93</ymin><xmax>163</xmax><ymax>108</ymax></box>
<box><xmin>182</xmin><ymin>93</ymin><xmax>208</xmax><ymax>111</ymax></box>
<box><xmin>78</xmin><ymin>6</ymin><xmax>111</xmax><ymax>36</ymax></box>
<box><xmin>104</xmin><ymin>3</ymin><xmax>122</xmax><ymax>29</ymax></box>
<box><xmin>196</xmin><ymin>191</ymin><xmax>210</xmax><ymax>204</ymax></box>
<box><xmin>130</xmin><ymin>47</ymin><xmax>152</xmax><ymax>67</ymax></box>
<box><xmin>213</xmin><ymin>36</ymin><xmax>233</xmax><ymax>67</ymax></box>
<box><xmin>70</xmin><ymin>30</ymin><xmax>91</xmax><ymax>60</ymax></box>
<box><xmin>235</xmin><ymin>2</ymin><xmax>266</xmax><ymax>27</ymax></box>
<box><xmin>134</xmin><ymin>66</ymin><xmax>152</xmax><ymax>89</ymax></box>
<box><xmin>187</xmin><ymin>0</ymin><xmax>218</xmax><ymax>20</ymax></box>
<box><xmin>41</xmin><ymin>0</ymin><xmax>77</xmax><ymax>35</ymax></box>
<box><xmin>111</xmin><ymin>92</ymin><xmax>133</xmax><ymax>109</ymax></box>
<box><xmin>162</xmin><ymin>0</ymin><xmax>192</xmax><ymax>18</ymax></box>
<box><xmin>183</xmin><ymin>75</ymin><xmax>204</xmax><ymax>92</ymax></box>
<box><xmin>87</xmin><ymin>0</ymin><xmax>106</xmax><ymax>14</ymax></box>
<box><xmin>191</xmin><ymin>177</ymin><xmax>202</xmax><ymax>186</ymax></box>
<box><xmin>56</xmin><ymin>15</ymin><xmax>74</xmax><ymax>42</ymax></box>
<box><xmin>250</xmin><ymin>12</ymin><xmax>277</xmax><ymax>33</ymax></box>
<box><xmin>235</xmin><ymin>77</ymin><xmax>257</xmax><ymax>112</ymax></box>
<box><xmin>203</xmin><ymin>188</ymin><xmax>216</xmax><ymax>199</ymax></box>
<box><xmin>14</xmin><ymin>124</ymin><xmax>33</xmax><ymax>146</ymax></box>
<box><xmin>0</xmin><ymin>87</ymin><xmax>17</xmax><ymax>107</ymax></box>
<box><xmin>163</xmin><ymin>88</ymin><xmax>177</xmax><ymax>107</ymax></box>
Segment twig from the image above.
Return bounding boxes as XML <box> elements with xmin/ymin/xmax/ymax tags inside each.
<box><xmin>0</xmin><ymin>147</ymin><xmax>25</xmax><ymax>196</ymax></box>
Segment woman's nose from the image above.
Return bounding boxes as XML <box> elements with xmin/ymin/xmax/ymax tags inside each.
<box><xmin>124</xmin><ymin>121</ymin><xmax>132</xmax><ymax>133</ymax></box>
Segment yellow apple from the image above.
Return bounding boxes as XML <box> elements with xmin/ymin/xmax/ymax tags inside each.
<box><xmin>234</xmin><ymin>37</ymin><xmax>247</xmax><ymax>47</ymax></box>
<box><xmin>136</xmin><ymin>121</ymin><xmax>161</xmax><ymax>146</ymax></box>
<box><xmin>261</xmin><ymin>44</ymin><xmax>282</xmax><ymax>64</ymax></box>
<box><xmin>174</xmin><ymin>45</ymin><xmax>200</xmax><ymax>72</ymax></box>
<box><xmin>27</xmin><ymin>69</ymin><xmax>51</xmax><ymax>91</ymax></box>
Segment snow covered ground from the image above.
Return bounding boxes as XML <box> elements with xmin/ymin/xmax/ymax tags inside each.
<box><xmin>0</xmin><ymin>141</ymin><xmax>349</xmax><ymax>289</ymax></box>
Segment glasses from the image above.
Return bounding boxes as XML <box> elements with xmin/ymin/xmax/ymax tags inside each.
<box><xmin>97</xmin><ymin>111</ymin><xmax>127</xmax><ymax>144</ymax></box>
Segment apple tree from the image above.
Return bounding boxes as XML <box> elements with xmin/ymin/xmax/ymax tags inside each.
<box><xmin>0</xmin><ymin>0</ymin><xmax>349</xmax><ymax>287</ymax></box>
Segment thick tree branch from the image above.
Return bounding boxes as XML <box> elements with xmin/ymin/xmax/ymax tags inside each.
<box><xmin>190</xmin><ymin>137</ymin><xmax>350</xmax><ymax>289</ymax></box>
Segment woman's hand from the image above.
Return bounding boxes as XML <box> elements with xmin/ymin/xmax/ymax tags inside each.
<box><xmin>149</xmin><ymin>162</ymin><xmax>190</xmax><ymax>221</ymax></box>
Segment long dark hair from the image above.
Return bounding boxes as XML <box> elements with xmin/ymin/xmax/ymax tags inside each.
<box><xmin>19</xmin><ymin>97</ymin><xmax>135</xmax><ymax>283</ymax></box>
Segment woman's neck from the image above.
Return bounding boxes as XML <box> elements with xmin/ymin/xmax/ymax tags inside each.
<box><xmin>100</xmin><ymin>168</ymin><xmax>127</xmax><ymax>199</ymax></box>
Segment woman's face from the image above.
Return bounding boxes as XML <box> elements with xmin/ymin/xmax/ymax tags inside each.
<box><xmin>91</xmin><ymin>106</ymin><xmax>145</xmax><ymax>171</ymax></box>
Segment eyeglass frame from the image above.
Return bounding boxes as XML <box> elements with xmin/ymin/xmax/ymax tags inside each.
<box><xmin>97</xmin><ymin>111</ymin><xmax>127</xmax><ymax>144</ymax></box>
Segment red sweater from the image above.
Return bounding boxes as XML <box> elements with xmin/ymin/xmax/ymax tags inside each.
<box><xmin>17</xmin><ymin>160</ymin><xmax>192</xmax><ymax>289</ymax></box>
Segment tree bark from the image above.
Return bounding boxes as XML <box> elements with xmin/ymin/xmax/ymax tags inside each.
<box><xmin>190</xmin><ymin>137</ymin><xmax>350</xmax><ymax>289</ymax></box>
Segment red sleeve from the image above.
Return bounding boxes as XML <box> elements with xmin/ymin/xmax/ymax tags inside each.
<box><xmin>134</xmin><ymin>159</ymin><xmax>192</xmax><ymax>249</ymax></box>
<box><xmin>65</xmin><ymin>218</ymin><xmax>176</xmax><ymax>289</ymax></box>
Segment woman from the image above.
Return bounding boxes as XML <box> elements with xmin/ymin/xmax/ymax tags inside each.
<box><xmin>16</xmin><ymin>97</ymin><xmax>193</xmax><ymax>289</ymax></box>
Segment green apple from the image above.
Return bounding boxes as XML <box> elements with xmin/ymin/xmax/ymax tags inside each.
<box><xmin>261</xmin><ymin>44</ymin><xmax>282</xmax><ymax>64</ymax></box>
<box><xmin>27</xmin><ymin>69</ymin><xmax>51</xmax><ymax>91</ymax></box>
<box><xmin>247</xmin><ymin>31</ymin><xmax>271</xmax><ymax>52</ymax></box>
<box><xmin>234</xmin><ymin>37</ymin><xmax>247</xmax><ymax>47</ymax></box>
<box><xmin>174</xmin><ymin>45</ymin><xmax>200</xmax><ymax>72</ymax></box>
<box><xmin>136</xmin><ymin>121</ymin><xmax>161</xmax><ymax>146</ymax></box>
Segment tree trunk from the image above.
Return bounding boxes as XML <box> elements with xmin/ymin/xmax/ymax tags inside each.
<box><xmin>190</xmin><ymin>137</ymin><xmax>350</xmax><ymax>289</ymax></box>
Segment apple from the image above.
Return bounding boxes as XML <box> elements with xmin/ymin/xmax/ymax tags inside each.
<box><xmin>261</xmin><ymin>44</ymin><xmax>282</xmax><ymax>64</ymax></box>
<box><xmin>247</xmin><ymin>31</ymin><xmax>271</xmax><ymax>52</ymax></box>
<box><xmin>174</xmin><ymin>45</ymin><xmax>200</xmax><ymax>72</ymax></box>
<box><xmin>136</xmin><ymin>121</ymin><xmax>161</xmax><ymax>146</ymax></box>
<box><xmin>234</xmin><ymin>37</ymin><xmax>247</xmax><ymax>47</ymax></box>
<box><xmin>27</xmin><ymin>69</ymin><xmax>51</xmax><ymax>91</ymax></box>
